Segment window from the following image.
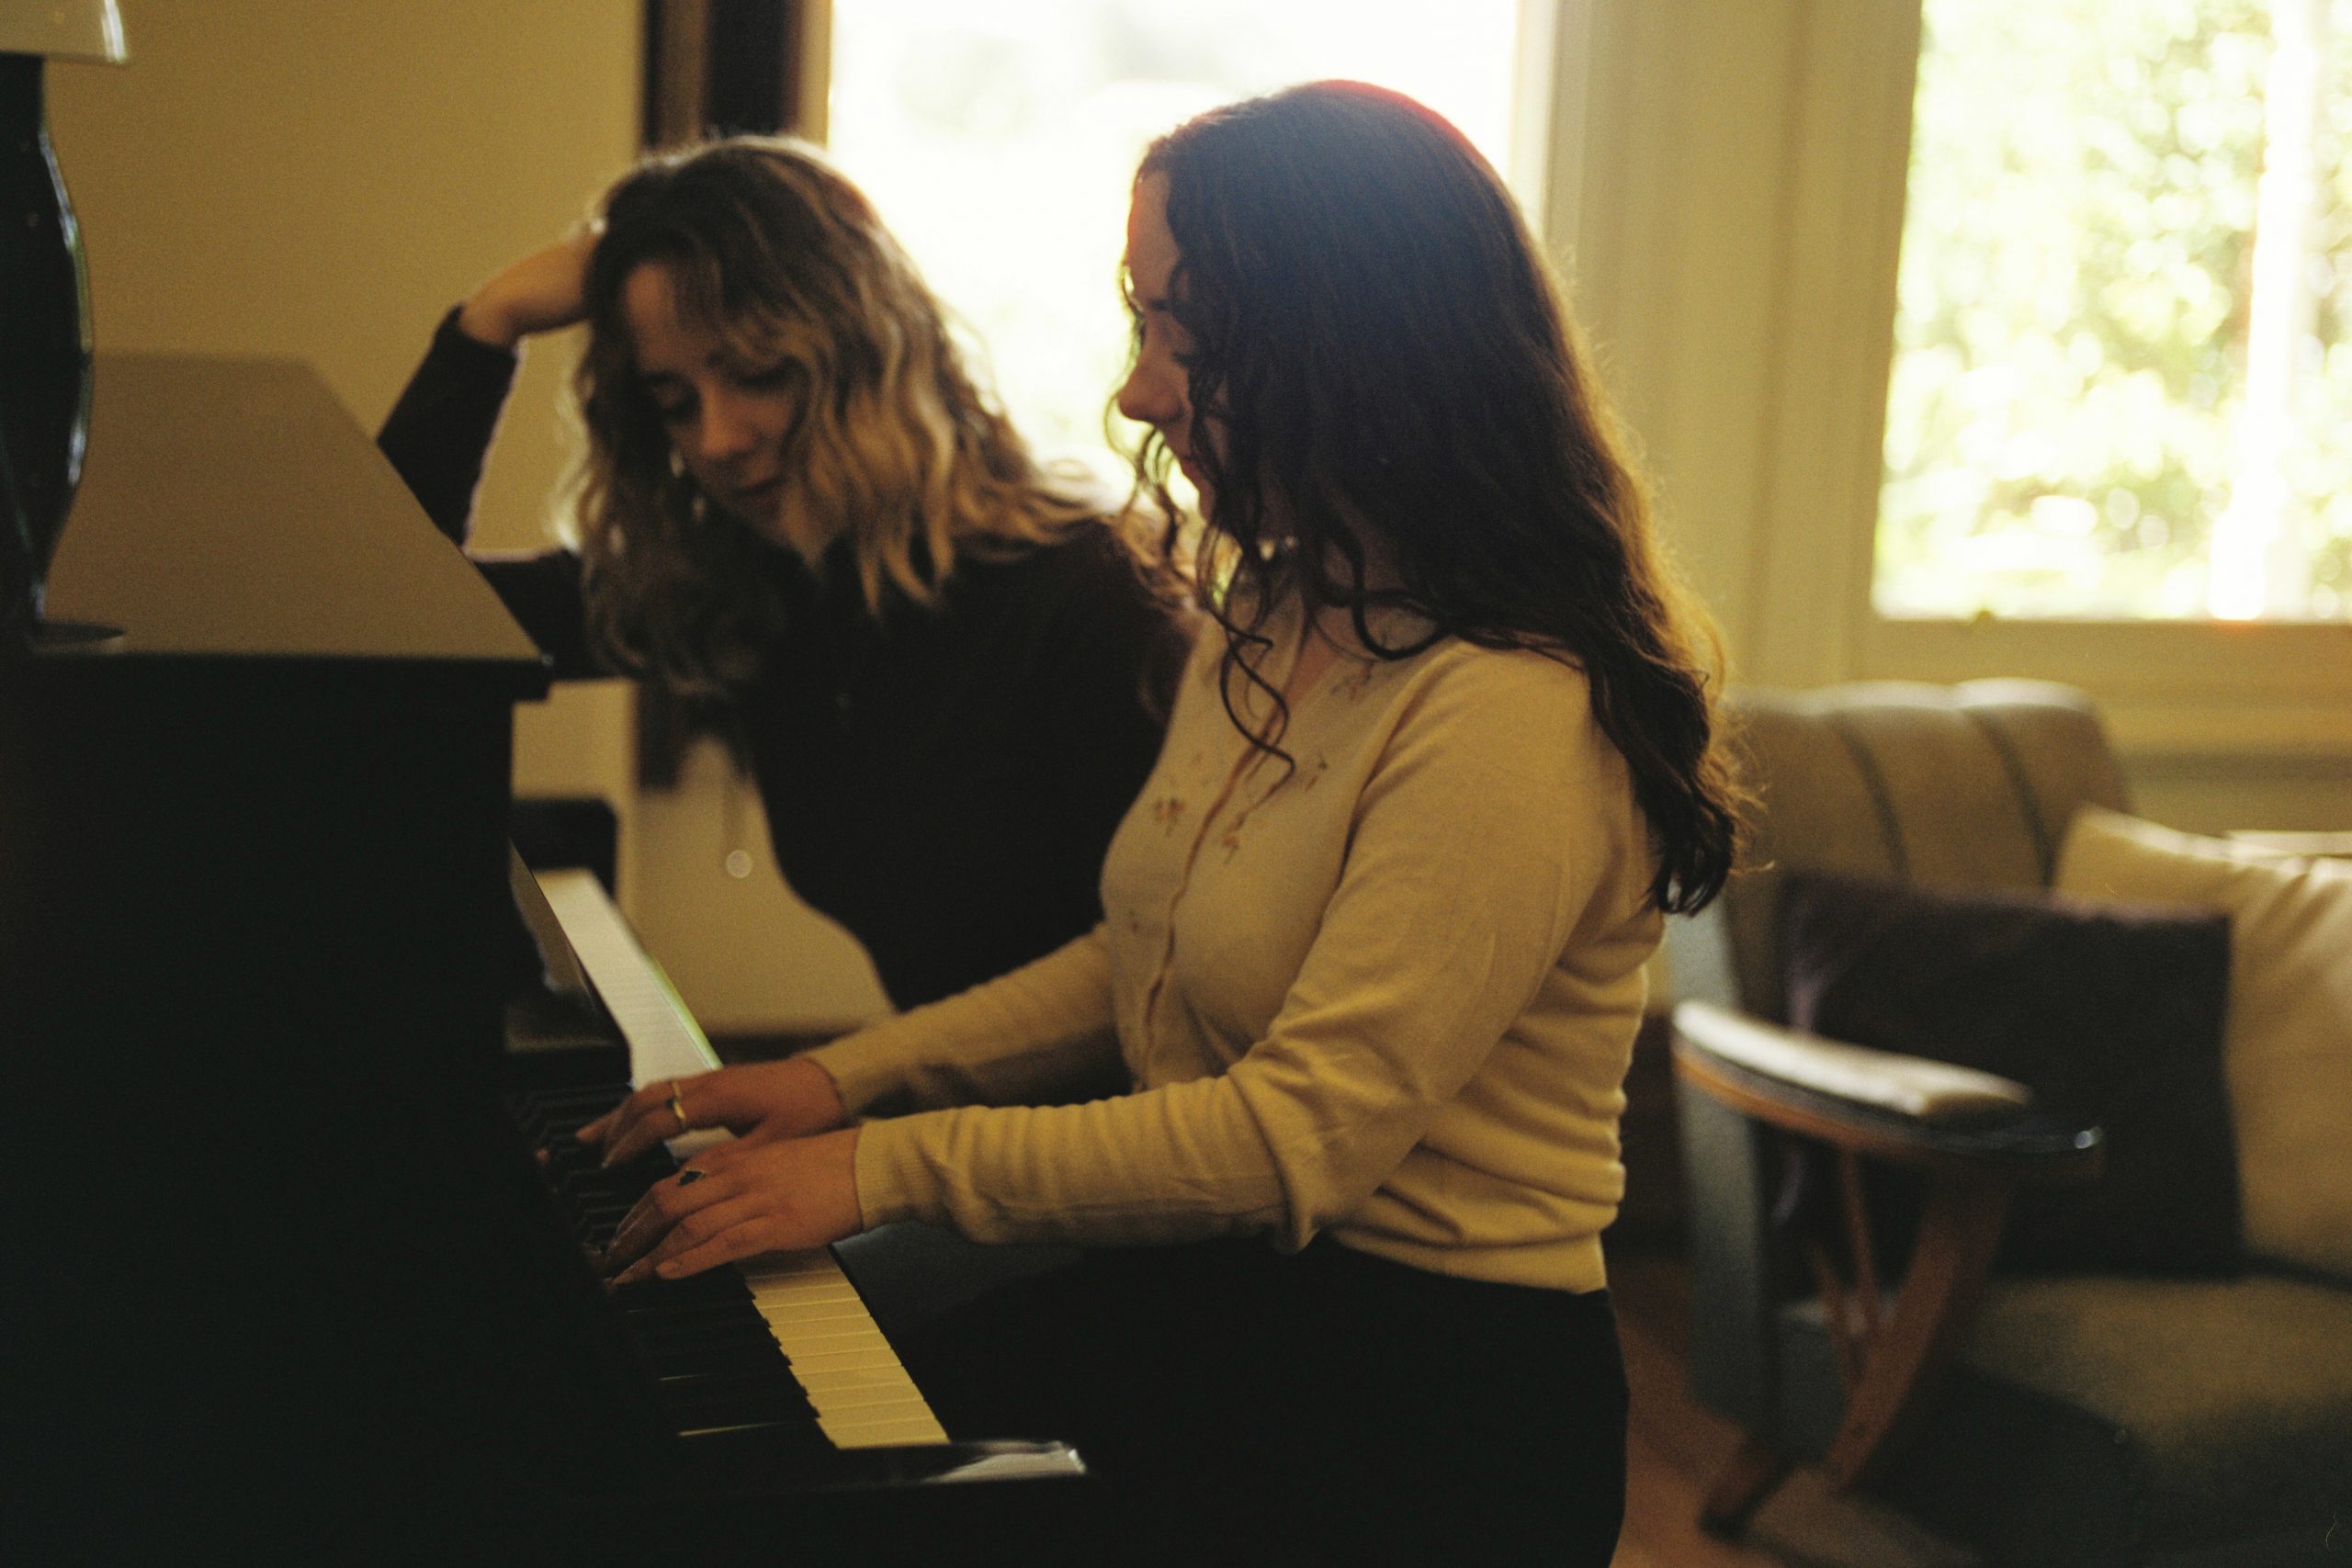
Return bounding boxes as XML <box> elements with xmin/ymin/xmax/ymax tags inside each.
<box><xmin>822</xmin><ymin>0</ymin><xmax>1532</xmax><ymax>487</ymax></box>
<box><xmin>1879</xmin><ymin>0</ymin><xmax>2352</xmax><ymax>624</ymax></box>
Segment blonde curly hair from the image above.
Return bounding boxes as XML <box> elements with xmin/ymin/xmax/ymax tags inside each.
<box><xmin>570</xmin><ymin>136</ymin><xmax>1100</xmax><ymax>692</ymax></box>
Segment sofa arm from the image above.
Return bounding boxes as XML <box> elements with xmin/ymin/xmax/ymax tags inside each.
<box><xmin>1671</xmin><ymin>1000</ymin><xmax>2102</xmax><ymax>1179</ymax></box>
<box><xmin>1672</xmin><ymin>999</ymin><xmax>2105</xmax><ymax>1533</ymax></box>
<box><xmin>1674</xmin><ymin>1001</ymin><xmax>2031</xmax><ymax>1120</ymax></box>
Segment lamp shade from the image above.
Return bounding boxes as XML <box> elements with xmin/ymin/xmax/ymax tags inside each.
<box><xmin>0</xmin><ymin>1</ymin><xmax>127</xmax><ymax>63</ymax></box>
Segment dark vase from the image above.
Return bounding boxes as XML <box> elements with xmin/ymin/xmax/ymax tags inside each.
<box><xmin>0</xmin><ymin>51</ymin><xmax>96</xmax><ymax>649</ymax></box>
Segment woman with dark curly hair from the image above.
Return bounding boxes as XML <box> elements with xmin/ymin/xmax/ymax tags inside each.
<box><xmin>582</xmin><ymin>84</ymin><xmax>1742</xmax><ymax>1564</ymax></box>
<box><xmin>379</xmin><ymin>138</ymin><xmax>1188</xmax><ymax>1012</ymax></box>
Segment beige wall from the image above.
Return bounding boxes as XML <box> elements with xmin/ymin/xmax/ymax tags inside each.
<box><xmin>46</xmin><ymin>1</ymin><xmax>888</xmax><ymax>1032</ymax></box>
<box><xmin>51</xmin><ymin>2</ymin><xmax>630</xmax><ymax>523</ymax></box>
<box><xmin>45</xmin><ymin>0</ymin><xmax>636</xmax><ymax>818</ymax></box>
<box><xmin>43</xmin><ymin>3</ymin><xmax>2344</xmax><ymax>1032</ymax></box>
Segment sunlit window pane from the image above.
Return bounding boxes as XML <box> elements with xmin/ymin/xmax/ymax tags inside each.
<box><xmin>827</xmin><ymin>0</ymin><xmax>1524</xmax><ymax>488</ymax></box>
<box><xmin>1877</xmin><ymin>0</ymin><xmax>2352</xmax><ymax>622</ymax></box>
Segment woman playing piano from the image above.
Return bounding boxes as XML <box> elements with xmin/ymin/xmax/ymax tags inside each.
<box><xmin>379</xmin><ymin>139</ymin><xmax>1188</xmax><ymax>1012</ymax></box>
<box><xmin>585</xmin><ymin>83</ymin><xmax>1743</xmax><ymax>1565</ymax></box>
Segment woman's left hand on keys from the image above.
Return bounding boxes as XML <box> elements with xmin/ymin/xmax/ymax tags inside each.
<box><xmin>601</xmin><ymin>1127</ymin><xmax>862</xmax><ymax>1284</ymax></box>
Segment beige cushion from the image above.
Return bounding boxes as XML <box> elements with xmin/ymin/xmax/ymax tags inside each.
<box><xmin>2229</xmin><ymin>829</ymin><xmax>2352</xmax><ymax>862</ymax></box>
<box><xmin>2055</xmin><ymin>807</ymin><xmax>2352</xmax><ymax>1281</ymax></box>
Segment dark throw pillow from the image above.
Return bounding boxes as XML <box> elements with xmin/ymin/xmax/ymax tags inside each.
<box><xmin>1776</xmin><ymin>871</ymin><xmax>2242</xmax><ymax>1276</ymax></box>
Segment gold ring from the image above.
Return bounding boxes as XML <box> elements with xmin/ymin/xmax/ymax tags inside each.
<box><xmin>668</xmin><ymin>1083</ymin><xmax>688</xmax><ymax>1132</ymax></box>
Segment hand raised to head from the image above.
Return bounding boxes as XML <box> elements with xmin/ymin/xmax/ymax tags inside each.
<box><xmin>456</xmin><ymin>226</ymin><xmax>600</xmax><ymax>351</ymax></box>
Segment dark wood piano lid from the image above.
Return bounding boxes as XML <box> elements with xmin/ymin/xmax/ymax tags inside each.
<box><xmin>40</xmin><ymin>353</ymin><xmax>550</xmax><ymax>695</ymax></box>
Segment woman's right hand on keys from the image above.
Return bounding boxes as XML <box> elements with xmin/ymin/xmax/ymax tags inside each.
<box><xmin>455</xmin><ymin>227</ymin><xmax>599</xmax><ymax>351</ymax></box>
<box><xmin>576</xmin><ymin>1055</ymin><xmax>850</xmax><ymax>1168</ymax></box>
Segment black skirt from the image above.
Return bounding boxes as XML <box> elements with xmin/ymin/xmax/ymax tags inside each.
<box><xmin>893</xmin><ymin>1235</ymin><xmax>1628</xmax><ymax>1567</ymax></box>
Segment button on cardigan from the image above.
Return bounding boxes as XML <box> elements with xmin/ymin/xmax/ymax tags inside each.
<box><xmin>806</xmin><ymin>604</ymin><xmax>1661</xmax><ymax>1292</ymax></box>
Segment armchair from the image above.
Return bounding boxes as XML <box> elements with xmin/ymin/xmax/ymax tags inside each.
<box><xmin>1667</xmin><ymin>681</ymin><xmax>2352</xmax><ymax>1567</ymax></box>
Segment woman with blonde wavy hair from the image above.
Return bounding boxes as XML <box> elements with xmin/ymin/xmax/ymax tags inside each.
<box><xmin>379</xmin><ymin>136</ymin><xmax>1188</xmax><ymax>1011</ymax></box>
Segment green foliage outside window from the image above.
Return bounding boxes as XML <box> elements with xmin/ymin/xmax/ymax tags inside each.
<box><xmin>1879</xmin><ymin>0</ymin><xmax>2352</xmax><ymax>620</ymax></box>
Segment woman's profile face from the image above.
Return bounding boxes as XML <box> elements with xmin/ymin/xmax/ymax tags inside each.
<box><xmin>621</xmin><ymin>260</ymin><xmax>812</xmax><ymax>552</ymax></box>
<box><xmin>1116</xmin><ymin>175</ymin><xmax>1215</xmax><ymax>517</ymax></box>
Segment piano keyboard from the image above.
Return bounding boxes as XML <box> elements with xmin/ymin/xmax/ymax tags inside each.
<box><xmin>533</xmin><ymin>868</ymin><xmax>950</xmax><ymax>1450</ymax></box>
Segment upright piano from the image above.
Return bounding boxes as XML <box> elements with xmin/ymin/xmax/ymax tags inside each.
<box><xmin>0</xmin><ymin>356</ymin><xmax>1083</xmax><ymax>1561</ymax></box>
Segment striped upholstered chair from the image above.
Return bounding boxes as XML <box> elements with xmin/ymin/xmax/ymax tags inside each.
<box><xmin>1665</xmin><ymin>680</ymin><xmax>2352</xmax><ymax>1566</ymax></box>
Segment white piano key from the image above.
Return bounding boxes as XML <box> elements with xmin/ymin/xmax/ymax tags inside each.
<box><xmin>797</xmin><ymin>1378</ymin><xmax>940</xmax><ymax>1412</ymax></box>
<box><xmin>823</xmin><ymin>1410</ymin><xmax>952</xmax><ymax>1447</ymax></box>
<box><xmin>536</xmin><ymin>870</ymin><xmax>949</xmax><ymax>1450</ymax></box>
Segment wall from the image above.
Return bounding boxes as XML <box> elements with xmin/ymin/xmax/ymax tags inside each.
<box><xmin>46</xmin><ymin>0</ymin><xmax>888</xmax><ymax>1033</ymax></box>
<box><xmin>50</xmin><ymin>4</ymin><xmax>2339</xmax><ymax>1035</ymax></box>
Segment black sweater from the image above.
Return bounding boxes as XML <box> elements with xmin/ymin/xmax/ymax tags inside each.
<box><xmin>378</xmin><ymin>314</ymin><xmax>1185</xmax><ymax>1010</ymax></box>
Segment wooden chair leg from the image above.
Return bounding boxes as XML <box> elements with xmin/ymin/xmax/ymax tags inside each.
<box><xmin>1821</xmin><ymin>1170</ymin><xmax>2015</xmax><ymax>1491</ymax></box>
<box><xmin>1698</xmin><ymin>1434</ymin><xmax>1793</xmax><ymax>1539</ymax></box>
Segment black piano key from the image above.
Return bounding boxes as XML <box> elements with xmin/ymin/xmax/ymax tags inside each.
<box><xmin>650</xmin><ymin>1351</ymin><xmax>793</xmax><ymax>1384</ymax></box>
<box><xmin>659</xmin><ymin>1364</ymin><xmax>820</xmax><ymax>1416</ymax></box>
<box><xmin>607</xmin><ymin>1277</ymin><xmax>752</xmax><ymax>1317</ymax></box>
<box><xmin>624</xmin><ymin>1319</ymin><xmax>777</xmax><ymax>1354</ymax></box>
<box><xmin>656</xmin><ymin>1361</ymin><xmax>803</xmax><ymax>1402</ymax></box>
<box><xmin>626</xmin><ymin>1315</ymin><xmax>781</xmax><ymax>1354</ymax></box>
<box><xmin>506</xmin><ymin>1082</ymin><xmax>827</xmax><ymax>1444</ymax></box>
<box><xmin>667</xmin><ymin>1393</ymin><xmax>831</xmax><ymax>1439</ymax></box>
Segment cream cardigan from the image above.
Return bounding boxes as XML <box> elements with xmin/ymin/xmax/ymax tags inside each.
<box><xmin>803</xmin><ymin>606</ymin><xmax>1660</xmax><ymax>1292</ymax></box>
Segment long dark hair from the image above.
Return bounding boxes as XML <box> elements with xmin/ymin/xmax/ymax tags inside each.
<box><xmin>1132</xmin><ymin>82</ymin><xmax>1741</xmax><ymax>913</ymax></box>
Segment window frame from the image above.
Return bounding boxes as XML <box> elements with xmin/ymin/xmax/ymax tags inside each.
<box><xmin>1743</xmin><ymin>0</ymin><xmax>2352</xmax><ymax>764</ymax></box>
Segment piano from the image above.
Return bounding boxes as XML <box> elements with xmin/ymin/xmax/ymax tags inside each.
<box><xmin>0</xmin><ymin>355</ymin><xmax>1085</xmax><ymax>1562</ymax></box>
<box><xmin>514</xmin><ymin>856</ymin><xmax>953</xmax><ymax>1450</ymax></box>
